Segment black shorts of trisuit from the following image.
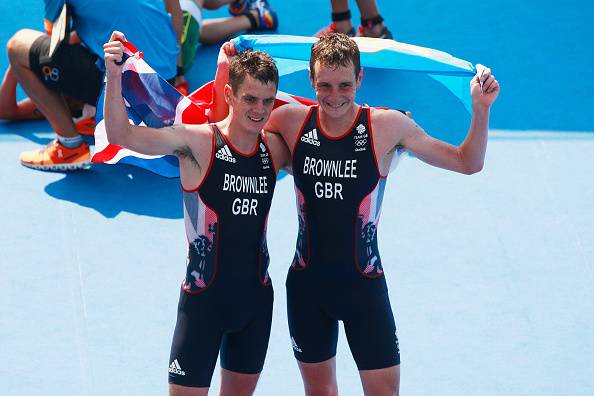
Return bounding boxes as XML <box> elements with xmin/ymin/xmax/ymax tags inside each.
<box><xmin>29</xmin><ymin>35</ymin><xmax>103</xmax><ymax>105</ymax></box>
<box><xmin>286</xmin><ymin>275</ymin><xmax>400</xmax><ymax>370</ymax></box>
<box><xmin>168</xmin><ymin>287</ymin><xmax>274</xmax><ymax>388</ymax></box>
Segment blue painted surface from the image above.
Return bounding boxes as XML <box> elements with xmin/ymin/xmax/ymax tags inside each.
<box><xmin>1</xmin><ymin>1</ymin><xmax>593</xmax><ymax>396</ymax></box>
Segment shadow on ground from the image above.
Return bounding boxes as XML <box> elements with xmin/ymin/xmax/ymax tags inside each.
<box><xmin>44</xmin><ymin>163</ymin><xmax>182</xmax><ymax>219</ymax></box>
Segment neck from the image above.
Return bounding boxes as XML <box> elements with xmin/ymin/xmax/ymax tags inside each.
<box><xmin>319</xmin><ymin>102</ymin><xmax>360</xmax><ymax>136</ymax></box>
<box><xmin>218</xmin><ymin>113</ymin><xmax>260</xmax><ymax>154</ymax></box>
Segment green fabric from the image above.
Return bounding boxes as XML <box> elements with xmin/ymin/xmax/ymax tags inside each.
<box><xmin>181</xmin><ymin>10</ymin><xmax>201</xmax><ymax>74</ymax></box>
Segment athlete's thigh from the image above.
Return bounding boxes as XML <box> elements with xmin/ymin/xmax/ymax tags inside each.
<box><xmin>220</xmin><ymin>292</ymin><xmax>273</xmax><ymax>375</ymax></box>
<box><xmin>169</xmin><ymin>291</ymin><xmax>223</xmax><ymax>388</ymax></box>
<box><xmin>286</xmin><ymin>284</ymin><xmax>338</xmax><ymax>363</ymax></box>
<box><xmin>343</xmin><ymin>289</ymin><xmax>400</xmax><ymax>370</ymax></box>
<box><xmin>7</xmin><ymin>29</ymin><xmax>45</xmax><ymax>68</ymax></box>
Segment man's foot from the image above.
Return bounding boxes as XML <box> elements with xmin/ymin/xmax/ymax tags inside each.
<box><xmin>229</xmin><ymin>0</ymin><xmax>249</xmax><ymax>16</ymax></box>
<box><xmin>315</xmin><ymin>22</ymin><xmax>356</xmax><ymax>37</ymax></box>
<box><xmin>73</xmin><ymin>104</ymin><xmax>96</xmax><ymax>136</ymax></box>
<box><xmin>358</xmin><ymin>25</ymin><xmax>394</xmax><ymax>40</ymax></box>
<box><xmin>248</xmin><ymin>0</ymin><xmax>278</xmax><ymax>30</ymax></box>
<box><xmin>20</xmin><ymin>139</ymin><xmax>91</xmax><ymax>171</ymax></box>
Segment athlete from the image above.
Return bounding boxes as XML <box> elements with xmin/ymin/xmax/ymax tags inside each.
<box><xmin>9</xmin><ymin>0</ymin><xmax>179</xmax><ymax>171</ymax></box>
<box><xmin>232</xmin><ymin>33</ymin><xmax>499</xmax><ymax>395</ymax></box>
<box><xmin>103</xmin><ymin>32</ymin><xmax>290</xmax><ymax>396</ymax></box>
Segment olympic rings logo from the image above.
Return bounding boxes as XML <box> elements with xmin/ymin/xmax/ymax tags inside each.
<box><xmin>355</xmin><ymin>139</ymin><xmax>367</xmax><ymax>147</ymax></box>
<box><xmin>42</xmin><ymin>66</ymin><xmax>60</xmax><ymax>82</ymax></box>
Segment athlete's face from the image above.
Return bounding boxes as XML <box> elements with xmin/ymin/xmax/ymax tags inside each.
<box><xmin>226</xmin><ymin>75</ymin><xmax>277</xmax><ymax>132</ymax></box>
<box><xmin>311</xmin><ymin>61</ymin><xmax>362</xmax><ymax>118</ymax></box>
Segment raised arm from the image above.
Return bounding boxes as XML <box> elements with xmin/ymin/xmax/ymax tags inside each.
<box><xmin>384</xmin><ymin>65</ymin><xmax>499</xmax><ymax>175</ymax></box>
<box><xmin>103</xmin><ymin>31</ymin><xmax>189</xmax><ymax>156</ymax></box>
<box><xmin>208</xmin><ymin>42</ymin><xmax>236</xmax><ymax>123</ymax></box>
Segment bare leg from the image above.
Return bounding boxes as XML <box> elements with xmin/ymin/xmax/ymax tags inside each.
<box><xmin>169</xmin><ymin>383</ymin><xmax>209</xmax><ymax>396</ymax></box>
<box><xmin>219</xmin><ymin>368</ymin><xmax>260</xmax><ymax>396</ymax></box>
<box><xmin>297</xmin><ymin>357</ymin><xmax>338</xmax><ymax>396</ymax></box>
<box><xmin>359</xmin><ymin>365</ymin><xmax>400</xmax><ymax>396</ymax></box>
<box><xmin>0</xmin><ymin>66</ymin><xmax>43</xmax><ymax>120</ymax></box>
<box><xmin>354</xmin><ymin>0</ymin><xmax>380</xmax><ymax>18</ymax></box>
<box><xmin>200</xmin><ymin>16</ymin><xmax>251</xmax><ymax>44</ymax></box>
<box><xmin>202</xmin><ymin>0</ymin><xmax>232</xmax><ymax>10</ymax></box>
<box><xmin>7</xmin><ymin>29</ymin><xmax>78</xmax><ymax>137</ymax></box>
<box><xmin>329</xmin><ymin>0</ymin><xmax>354</xmax><ymax>34</ymax></box>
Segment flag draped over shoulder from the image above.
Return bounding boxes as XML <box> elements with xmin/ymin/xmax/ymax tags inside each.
<box><xmin>93</xmin><ymin>35</ymin><xmax>477</xmax><ymax>178</ymax></box>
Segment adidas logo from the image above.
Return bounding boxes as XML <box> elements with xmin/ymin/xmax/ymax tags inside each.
<box><xmin>168</xmin><ymin>359</ymin><xmax>186</xmax><ymax>376</ymax></box>
<box><xmin>300</xmin><ymin>129</ymin><xmax>320</xmax><ymax>146</ymax></box>
<box><xmin>260</xmin><ymin>142</ymin><xmax>266</xmax><ymax>152</ymax></box>
<box><xmin>356</xmin><ymin>124</ymin><xmax>366</xmax><ymax>134</ymax></box>
<box><xmin>291</xmin><ymin>337</ymin><xmax>302</xmax><ymax>353</ymax></box>
<box><xmin>215</xmin><ymin>145</ymin><xmax>236</xmax><ymax>163</ymax></box>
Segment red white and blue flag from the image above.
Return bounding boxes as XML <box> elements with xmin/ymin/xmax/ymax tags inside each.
<box><xmin>92</xmin><ymin>35</ymin><xmax>475</xmax><ymax>177</ymax></box>
<box><xmin>91</xmin><ymin>39</ymin><xmax>314</xmax><ymax>178</ymax></box>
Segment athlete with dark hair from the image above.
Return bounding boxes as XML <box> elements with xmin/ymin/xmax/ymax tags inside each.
<box><xmin>104</xmin><ymin>32</ymin><xmax>290</xmax><ymax>396</ymax></box>
<box><xmin>231</xmin><ymin>32</ymin><xmax>499</xmax><ymax>395</ymax></box>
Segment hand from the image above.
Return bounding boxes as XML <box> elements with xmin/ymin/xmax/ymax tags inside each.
<box><xmin>471</xmin><ymin>64</ymin><xmax>499</xmax><ymax>109</ymax></box>
<box><xmin>222</xmin><ymin>41</ymin><xmax>238</xmax><ymax>57</ymax></box>
<box><xmin>103</xmin><ymin>31</ymin><xmax>127</xmax><ymax>78</ymax></box>
<box><xmin>217</xmin><ymin>41</ymin><xmax>239</xmax><ymax>68</ymax></box>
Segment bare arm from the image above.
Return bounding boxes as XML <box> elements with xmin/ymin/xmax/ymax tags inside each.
<box><xmin>208</xmin><ymin>42</ymin><xmax>234</xmax><ymax>122</ymax></box>
<box><xmin>164</xmin><ymin>0</ymin><xmax>184</xmax><ymax>72</ymax></box>
<box><xmin>395</xmin><ymin>65</ymin><xmax>499</xmax><ymax>174</ymax></box>
<box><xmin>263</xmin><ymin>131</ymin><xmax>292</xmax><ymax>174</ymax></box>
<box><xmin>103</xmin><ymin>32</ymin><xmax>188</xmax><ymax>156</ymax></box>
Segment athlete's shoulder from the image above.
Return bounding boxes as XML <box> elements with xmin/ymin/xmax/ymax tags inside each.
<box><xmin>181</xmin><ymin>124</ymin><xmax>216</xmax><ymax>160</ymax></box>
<box><xmin>261</xmin><ymin>131</ymin><xmax>290</xmax><ymax>173</ymax></box>
<box><xmin>262</xmin><ymin>130</ymin><xmax>285</xmax><ymax>149</ymax></box>
<box><xmin>267</xmin><ymin>103</ymin><xmax>313</xmax><ymax>135</ymax></box>
<box><xmin>369</xmin><ymin>107</ymin><xmax>411</xmax><ymax>129</ymax></box>
<box><xmin>273</xmin><ymin>103</ymin><xmax>312</xmax><ymax>118</ymax></box>
<box><xmin>184</xmin><ymin>123</ymin><xmax>215</xmax><ymax>139</ymax></box>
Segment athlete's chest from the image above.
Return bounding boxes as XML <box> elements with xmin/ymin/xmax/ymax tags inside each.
<box><xmin>201</xmin><ymin>140</ymin><xmax>276</xmax><ymax>217</ymax></box>
<box><xmin>293</xmin><ymin>108</ymin><xmax>378</xmax><ymax>201</ymax></box>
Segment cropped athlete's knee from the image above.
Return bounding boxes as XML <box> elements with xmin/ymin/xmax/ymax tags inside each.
<box><xmin>304</xmin><ymin>383</ymin><xmax>338</xmax><ymax>396</ymax></box>
<box><xmin>7</xmin><ymin>29</ymin><xmax>39</xmax><ymax>65</ymax></box>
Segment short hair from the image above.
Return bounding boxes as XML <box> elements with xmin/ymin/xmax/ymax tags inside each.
<box><xmin>310</xmin><ymin>33</ymin><xmax>361</xmax><ymax>80</ymax></box>
<box><xmin>229</xmin><ymin>50</ymin><xmax>278</xmax><ymax>94</ymax></box>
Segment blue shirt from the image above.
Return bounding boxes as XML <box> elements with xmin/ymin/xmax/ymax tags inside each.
<box><xmin>44</xmin><ymin>0</ymin><xmax>178</xmax><ymax>79</ymax></box>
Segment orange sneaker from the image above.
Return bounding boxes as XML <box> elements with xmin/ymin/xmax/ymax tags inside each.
<box><xmin>20</xmin><ymin>140</ymin><xmax>91</xmax><ymax>171</ymax></box>
<box><xmin>74</xmin><ymin>117</ymin><xmax>96</xmax><ymax>136</ymax></box>
<box><xmin>73</xmin><ymin>104</ymin><xmax>96</xmax><ymax>136</ymax></box>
